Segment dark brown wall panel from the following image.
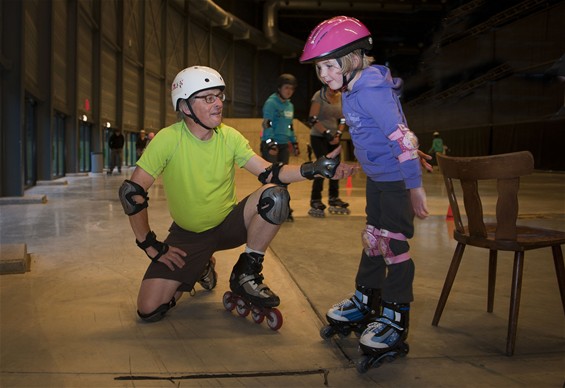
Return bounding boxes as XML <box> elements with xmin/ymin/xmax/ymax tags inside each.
<box><xmin>123</xmin><ymin>62</ymin><xmax>140</xmax><ymax>129</ymax></box>
<box><xmin>52</xmin><ymin>0</ymin><xmax>68</xmax><ymax>110</ymax></box>
<box><xmin>144</xmin><ymin>74</ymin><xmax>162</xmax><ymax>131</ymax></box>
<box><xmin>77</xmin><ymin>20</ymin><xmax>93</xmax><ymax>117</ymax></box>
<box><xmin>100</xmin><ymin>43</ymin><xmax>117</xmax><ymax>123</ymax></box>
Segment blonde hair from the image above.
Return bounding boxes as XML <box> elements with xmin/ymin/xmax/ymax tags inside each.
<box><xmin>340</xmin><ymin>49</ymin><xmax>374</xmax><ymax>74</ymax></box>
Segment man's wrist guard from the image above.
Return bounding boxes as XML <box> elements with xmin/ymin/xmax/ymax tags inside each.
<box><xmin>136</xmin><ymin>231</ymin><xmax>169</xmax><ymax>263</ymax></box>
<box><xmin>258</xmin><ymin>162</ymin><xmax>287</xmax><ymax>186</ymax></box>
<box><xmin>300</xmin><ymin>156</ymin><xmax>340</xmax><ymax>180</ymax></box>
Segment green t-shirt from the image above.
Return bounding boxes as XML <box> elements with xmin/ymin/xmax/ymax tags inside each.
<box><xmin>137</xmin><ymin>120</ymin><xmax>255</xmax><ymax>233</ymax></box>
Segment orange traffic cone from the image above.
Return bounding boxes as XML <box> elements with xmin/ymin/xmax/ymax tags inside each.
<box><xmin>445</xmin><ymin>204</ymin><xmax>453</xmax><ymax>220</ymax></box>
<box><xmin>345</xmin><ymin>176</ymin><xmax>353</xmax><ymax>196</ymax></box>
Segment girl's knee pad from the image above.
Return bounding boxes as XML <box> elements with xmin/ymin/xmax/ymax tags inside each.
<box><xmin>362</xmin><ymin>225</ymin><xmax>411</xmax><ymax>265</ymax></box>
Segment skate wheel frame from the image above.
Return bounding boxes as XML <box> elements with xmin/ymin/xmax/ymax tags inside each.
<box><xmin>308</xmin><ymin>209</ymin><xmax>325</xmax><ymax>218</ymax></box>
<box><xmin>320</xmin><ymin>321</ymin><xmax>360</xmax><ymax>340</ymax></box>
<box><xmin>328</xmin><ymin>207</ymin><xmax>351</xmax><ymax>215</ymax></box>
<box><xmin>222</xmin><ymin>291</ymin><xmax>283</xmax><ymax>331</ymax></box>
<box><xmin>356</xmin><ymin>342</ymin><xmax>410</xmax><ymax>373</ymax></box>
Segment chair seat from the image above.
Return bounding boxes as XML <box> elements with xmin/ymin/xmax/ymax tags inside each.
<box><xmin>455</xmin><ymin>224</ymin><xmax>565</xmax><ymax>251</ymax></box>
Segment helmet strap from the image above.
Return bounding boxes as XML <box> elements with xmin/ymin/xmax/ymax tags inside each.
<box><xmin>337</xmin><ymin>51</ymin><xmax>363</xmax><ymax>91</ymax></box>
<box><xmin>182</xmin><ymin>99</ymin><xmax>214</xmax><ymax>131</ymax></box>
<box><xmin>341</xmin><ymin>69</ymin><xmax>360</xmax><ymax>92</ymax></box>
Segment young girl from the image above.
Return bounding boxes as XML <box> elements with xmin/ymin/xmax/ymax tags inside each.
<box><xmin>300</xmin><ymin>16</ymin><xmax>429</xmax><ymax>372</ymax></box>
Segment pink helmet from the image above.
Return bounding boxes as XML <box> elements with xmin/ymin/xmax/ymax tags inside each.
<box><xmin>300</xmin><ymin>16</ymin><xmax>372</xmax><ymax>64</ymax></box>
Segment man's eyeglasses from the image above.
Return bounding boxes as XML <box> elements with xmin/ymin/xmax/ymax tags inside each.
<box><xmin>193</xmin><ymin>92</ymin><xmax>226</xmax><ymax>104</ymax></box>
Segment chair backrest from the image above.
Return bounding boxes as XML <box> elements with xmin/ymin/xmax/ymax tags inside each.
<box><xmin>437</xmin><ymin>151</ymin><xmax>534</xmax><ymax>241</ymax></box>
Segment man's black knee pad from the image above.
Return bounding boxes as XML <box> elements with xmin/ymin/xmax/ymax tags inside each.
<box><xmin>257</xmin><ymin>186</ymin><xmax>290</xmax><ymax>225</ymax></box>
<box><xmin>137</xmin><ymin>297</ymin><xmax>176</xmax><ymax>322</ymax></box>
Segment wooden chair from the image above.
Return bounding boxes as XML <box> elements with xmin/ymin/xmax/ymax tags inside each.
<box><xmin>432</xmin><ymin>151</ymin><xmax>565</xmax><ymax>356</ymax></box>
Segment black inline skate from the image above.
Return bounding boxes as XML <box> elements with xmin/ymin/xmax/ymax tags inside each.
<box><xmin>308</xmin><ymin>200</ymin><xmax>326</xmax><ymax>218</ymax></box>
<box><xmin>356</xmin><ymin>301</ymin><xmax>410</xmax><ymax>373</ymax></box>
<box><xmin>197</xmin><ymin>256</ymin><xmax>217</xmax><ymax>290</ymax></box>
<box><xmin>320</xmin><ymin>286</ymin><xmax>380</xmax><ymax>340</ymax></box>
<box><xmin>223</xmin><ymin>252</ymin><xmax>283</xmax><ymax>330</ymax></box>
<box><xmin>328</xmin><ymin>197</ymin><xmax>350</xmax><ymax>215</ymax></box>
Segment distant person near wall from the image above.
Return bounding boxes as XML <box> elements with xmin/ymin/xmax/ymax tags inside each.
<box><xmin>108</xmin><ymin>129</ymin><xmax>125</xmax><ymax>174</ymax></box>
<box><xmin>428</xmin><ymin>131</ymin><xmax>446</xmax><ymax>167</ymax></box>
<box><xmin>136</xmin><ymin>130</ymin><xmax>148</xmax><ymax>160</ymax></box>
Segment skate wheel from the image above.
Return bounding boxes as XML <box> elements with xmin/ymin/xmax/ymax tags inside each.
<box><xmin>355</xmin><ymin>355</ymin><xmax>371</xmax><ymax>374</ymax></box>
<box><xmin>266</xmin><ymin>308</ymin><xmax>283</xmax><ymax>331</ymax></box>
<box><xmin>399</xmin><ymin>342</ymin><xmax>410</xmax><ymax>357</ymax></box>
<box><xmin>251</xmin><ymin>308</ymin><xmax>265</xmax><ymax>324</ymax></box>
<box><xmin>235</xmin><ymin>298</ymin><xmax>250</xmax><ymax>317</ymax></box>
<box><xmin>319</xmin><ymin>325</ymin><xmax>335</xmax><ymax>340</ymax></box>
<box><xmin>222</xmin><ymin>291</ymin><xmax>235</xmax><ymax>311</ymax></box>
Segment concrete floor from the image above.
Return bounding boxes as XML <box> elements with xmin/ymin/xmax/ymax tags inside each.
<box><xmin>0</xmin><ymin>163</ymin><xmax>564</xmax><ymax>387</ymax></box>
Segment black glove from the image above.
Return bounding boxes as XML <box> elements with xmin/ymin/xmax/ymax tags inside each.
<box><xmin>300</xmin><ymin>156</ymin><xmax>340</xmax><ymax>180</ymax></box>
<box><xmin>265</xmin><ymin>138</ymin><xmax>278</xmax><ymax>151</ymax></box>
<box><xmin>323</xmin><ymin>130</ymin><xmax>335</xmax><ymax>142</ymax></box>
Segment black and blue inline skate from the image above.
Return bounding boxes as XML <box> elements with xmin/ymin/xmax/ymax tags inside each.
<box><xmin>356</xmin><ymin>301</ymin><xmax>410</xmax><ymax>373</ymax></box>
<box><xmin>320</xmin><ymin>286</ymin><xmax>380</xmax><ymax>339</ymax></box>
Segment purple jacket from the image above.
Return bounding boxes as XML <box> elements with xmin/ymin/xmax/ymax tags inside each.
<box><xmin>342</xmin><ymin>65</ymin><xmax>422</xmax><ymax>189</ymax></box>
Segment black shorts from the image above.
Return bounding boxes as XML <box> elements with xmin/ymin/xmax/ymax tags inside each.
<box><xmin>142</xmin><ymin>197</ymin><xmax>249</xmax><ymax>292</ymax></box>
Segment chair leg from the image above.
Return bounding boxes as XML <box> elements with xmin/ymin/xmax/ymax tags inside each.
<box><xmin>487</xmin><ymin>249</ymin><xmax>497</xmax><ymax>313</ymax></box>
<box><xmin>432</xmin><ymin>242</ymin><xmax>466</xmax><ymax>326</ymax></box>
<box><xmin>506</xmin><ymin>251</ymin><xmax>524</xmax><ymax>356</ymax></box>
<box><xmin>551</xmin><ymin>245</ymin><xmax>565</xmax><ymax>315</ymax></box>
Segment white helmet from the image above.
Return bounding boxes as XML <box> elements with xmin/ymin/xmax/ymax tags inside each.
<box><xmin>171</xmin><ymin>66</ymin><xmax>225</xmax><ymax>111</ymax></box>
